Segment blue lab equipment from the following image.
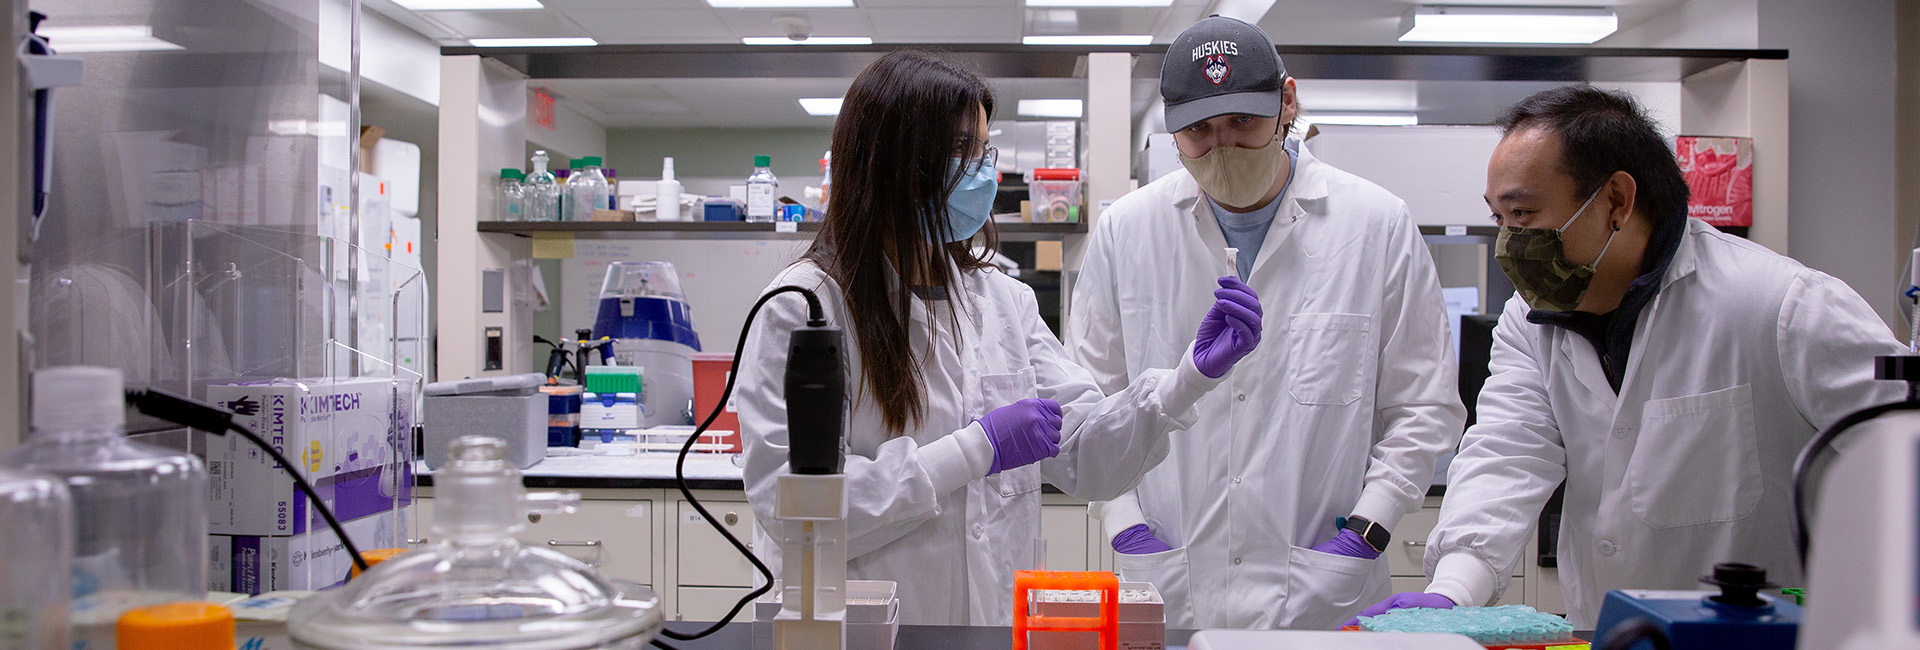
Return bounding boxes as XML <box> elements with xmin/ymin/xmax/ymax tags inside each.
<box><xmin>1593</xmin><ymin>563</ymin><xmax>1801</xmax><ymax>650</ymax></box>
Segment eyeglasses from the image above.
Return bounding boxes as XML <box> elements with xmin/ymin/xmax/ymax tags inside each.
<box><xmin>956</xmin><ymin>138</ymin><xmax>999</xmax><ymax>176</ymax></box>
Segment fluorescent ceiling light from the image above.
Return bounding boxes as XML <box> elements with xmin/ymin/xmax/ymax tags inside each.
<box><xmin>37</xmin><ymin>26</ymin><xmax>183</xmax><ymax>53</ymax></box>
<box><xmin>1026</xmin><ymin>0</ymin><xmax>1173</xmax><ymax>6</ymax></box>
<box><xmin>1022</xmin><ymin>34</ymin><xmax>1153</xmax><ymax>45</ymax></box>
<box><xmin>1302</xmin><ymin>113</ymin><xmax>1419</xmax><ymax>126</ymax></box>
<box><xmin>1018</xmin><ymin>99</ymin><xmax>1084</xmax><ymax>119</ymax></box>
<box><xmin>469</xmin><ymin>37</ymin><xmax>598</xmax><ymax>47</ymax></box>
<box><xmin>394</xmin><ymin>0</ymin><xmax>542</xmax><ymax>9</ymax></box>
<box><xmin>799</xmin><ymin>97</ymin><xmax>844</xmax><ymax>116</ymax></box>
<box><xmin>1398</xmin><ymin>5</ymin><xmax>1617</xmax><ymax>44</ymax></box>
<box><xmin>707</xmin><ymin>0</ymin><xmax>855</xmax><ymax>7</ymax></box>
<box><xmin>742</xmin><ymin>36</ymin><xmax>873</xmax><ymax>45</ymax></box>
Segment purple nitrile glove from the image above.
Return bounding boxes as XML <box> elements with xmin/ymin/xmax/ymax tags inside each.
<box><xmin>978</xmin><ymin>398</ymin><xmax>1063</xmax><ymax>475</ymax></box>
<box><xmin>1344</xmin><ymin>592</ymin><xmax>1456</xmax><ymax>627</ymax></box>
<box><xmin>1192</xmin><ymin>276</ymin><xmax>1263</xmax><ymax>378</ymax></box>
<box><xmin>1311</xmin><ymin>529</ymin><xmax>1382</xmax><ymax>560</ymax></box>
<box><xmin>1112</xmin><ymin>524</ymin><xmax>1173</xmax><ymax>555</ymax></box>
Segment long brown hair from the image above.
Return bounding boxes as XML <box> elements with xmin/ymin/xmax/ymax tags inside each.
<box><xmin>807</xmin><ymin>50</ymin><xmax>1000</xmax><ymax>435</ymax></box>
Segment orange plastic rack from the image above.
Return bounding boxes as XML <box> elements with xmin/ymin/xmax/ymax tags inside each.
<box><xmin>1012</xmin><ymin>570</ymin><xmax>1120</xmax><ymax>650</ymax></box>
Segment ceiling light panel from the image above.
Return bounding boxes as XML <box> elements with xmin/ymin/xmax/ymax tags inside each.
<box><xmin>38</xmin><ymin>26</ymin><xmax>184</xmax><ymax>53</ymax></box>
<box><xmin>469</xmin><ymin>37</ymin><xmax>598</xmax><ymax>46</ymax></box>
<box><xmin>1398</xmin><ymin>5</ymin><xmax>1617</xmax><ymax>44</ymax></box>
<box><xmin>1018</xmin><ymin>99</ymin><xmax>1084</xmax><ymax>118</ymax></box>
<box><xmin>799</xmin><ymin>97</ymin><xmax>844</xmax><ymax>116</ymax></box>
<box><xmin>742</xmin><ymin>36</ymin><xmax>873</xmax><ymax>45</ymax></box>
<box><xmin>707</xmin><ymin>0</ymin><xmax>854</xmax><ymax>7</ymax></box>
<box><xmin>1022</xmin><ymin>34</ymin><xmax>1152</xmax><ymax>45</ymax></box>
<box><xmin>1302</xmin><ymin>113</ymin><xmax>1419</xmax><ymax>126</ymax></box>
<box><xmin>394</xmin><ymin>0</ymin><xmax>542</xmax><ymax>9</ymax></box>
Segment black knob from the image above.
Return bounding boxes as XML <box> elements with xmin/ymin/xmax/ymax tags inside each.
<box><xmin>1699</xmin><ymin>562</ymin><xmax>1777</xmax><ymax>608</ymax></box>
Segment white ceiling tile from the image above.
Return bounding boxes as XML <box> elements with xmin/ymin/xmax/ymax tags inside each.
<box><xmin>858</xmin><ymin>0</ymin><xmax>1019</xmax><ymax>7</ymax></box>
<box><xmin>712</xmin><ymin>8</ymin><xmax>876</xmax><ymax>39</ymax></box>
<box><xmin>591</xmin><ymin>97</ymin><xmax>695</xmax><ymax>114</ymax></box>
<box><xmin>1023</xmin><ymin>7</ymin><xmax>1162</xmax><ymax>36</ymax></box>
<box><xmin>423</xmin><ymin>9</ymin><xmax>589</xmax><ymax>38</ymax></box>
<box><xmin>868</xmin><ymin>7</ymin><xmax>1019</xmax><ymax>40</ymax></box>
<box><xmin>542</xmin><ymin>0</ymin><xmax>708</xmax><ymax>7</ymax></box>
<box><xmin>565</xmin><ymin>9</ymin><xmax>738</xmax><ymax>42</ymax></box>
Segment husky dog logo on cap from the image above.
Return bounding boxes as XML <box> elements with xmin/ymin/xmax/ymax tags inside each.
<box><xmin>1203</xmin><ymin>54</ymin><xmax>1230</xmax><ymax>85</ymax></box>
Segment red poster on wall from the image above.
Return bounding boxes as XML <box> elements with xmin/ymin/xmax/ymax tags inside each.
<box><xmin>1676</xmin><ymin>136</ymin><xmax>1753</xmax><ymax>227</ymax></box>
<box><xmin>532</xmin><ymin>88</ymin><xmax>557</xmax><ymax>130</ymax></box>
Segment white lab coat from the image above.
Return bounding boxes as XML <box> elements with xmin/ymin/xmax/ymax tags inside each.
<box><xmin>737</xmin><ymin>260</ymin><xmax>1224</xmax><ymax>626</ymax></box>
<box><xmin>1067</xmin><ymin>146</ymin><xmax>1467</xmax><ymax>630</ymax></box>
<box><xmin>1424</xmin><ymin>219</ymin><xmax>1907</xmax><ymax>626</ymax></box>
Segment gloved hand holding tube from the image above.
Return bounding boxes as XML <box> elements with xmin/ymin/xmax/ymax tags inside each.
<box><xmin>1193</xmin><ymin>276</ymin><xmax>1264</xmax><ymax>378</ymax></box>
<box><xmin>978</xmin><ymin>398</ymin><xmax>1063</xmax><ymax>474</ymax></box>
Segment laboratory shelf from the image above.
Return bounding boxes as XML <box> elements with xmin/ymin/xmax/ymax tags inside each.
<box><xmin>476</xmin><ymin>220</ymin><xmax>1088</xmax><ymax>241</ymax></box>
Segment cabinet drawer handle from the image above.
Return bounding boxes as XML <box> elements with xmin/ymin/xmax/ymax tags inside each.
<box><xmin>1405</xmin><ymin>541</ymin><xmax>1427</xmax><ymax>547</ymax></box>
<box><xmin>724</xmin><ymin>512</ymin><xmax>739</xmax><ymax>526</ymax></box>
<box><xmin>548</xmin><ymin>540</ymin><xmax>603</xmax><ymax>548</ymax></box>
<box><xmin>408</xmin><ymin>538</ymin><xmax>429</xmax><ymax>545</ymax></box>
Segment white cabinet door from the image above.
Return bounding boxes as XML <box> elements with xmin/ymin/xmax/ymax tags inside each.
<box><xmin>677</xmin><ymin>500</ymin><xmax>756</xmax><ymax>587</ymax></box>
<box><xmin>1387</xmin><ymin>508</ymin><xmax>1440</xmax><ymax>577</ymax></box>
<box><xmin>413</xmin><ymin>497</ymin><xmax>654</xmax><ymax>585</ymax></box>
<box><xmin>678</xmin><ymin>586</ymin><xmax>756</xmax><ymax>622</ymax></box>
<box><xmin>1040</xmin><ymin>503</ymin><xmax>1091</xmax><ymax>572</ymax></box>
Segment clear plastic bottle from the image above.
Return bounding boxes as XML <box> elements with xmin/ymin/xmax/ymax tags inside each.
<box><xmin>745</xmin><ymin>154</ymin><xmax>778</xmax><ymax>223</ymax></box>
<box><xmin>0</xmin><ymin>467</ymin><xmax>72</xmax><ymax>650</ymax></box>
<box><xmin>5</xmin><ymin>366</ymin><xmax>209</xmax><ymax>650</ymax></box>
<box><xmin>287</xmin><ymin>436</ymin><xmax>661</xmax><ymax>650</ymax></box>
<box><xmin>525</xmin><ymin>151</ymin><xmax>561</xmax><ymax>222</ymax></box>
<box><xmin>566</xmin><ymin>156</ymin><xmax>611</xmax><ymax>222</ymax></box>
<box><xmin>496</xmin><ymin>168</ymin><xmax>526</xmax><ymax>222</ymax></box>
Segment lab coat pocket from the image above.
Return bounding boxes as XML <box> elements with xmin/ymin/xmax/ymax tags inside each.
<box><xmin>1284</xmin><ymin>313</ymin><xmax>1374</xmax><ymax>406</ymax></box>
<box><xmin>1282</xmin><ymin>545</ymin><xmax>1379</xmax><ymax>630</ymax></box>
<box><xmin>1115</xmin><ymin>546</ymin><xmax>1195</xmax><ymax>628</ymax></box>
<box><xmin>1629</xmin><ymin>384</ymin><xmax>1761</xmax><ymax>529</ymax></box>
<box><xmin>981</xmin><ymin>368</ymin><xmax>1043</xmax><ymax>498</ymax></box>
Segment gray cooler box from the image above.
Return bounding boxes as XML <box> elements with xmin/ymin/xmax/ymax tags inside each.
<box><xmin>424</xmin><ymin>373</ymin><xmax>548</xmax><ymax>469</ymax></box>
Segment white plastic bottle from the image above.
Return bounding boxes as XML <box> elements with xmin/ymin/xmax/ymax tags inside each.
<box><xmin>655</xmin><ymin>157</ymin><xmax>683</xmax><ymax>221</ymax></box>
<box><xmin>567</xmin><ymin>156</ymin><xmax>611</xmax><ymax>222</ymax></box>
<box><xmin>497</xmin><ymin>168</ymin><xmax>526</xmax><ymax>222</ymax></box>
<box><xmin>745</xmin><ymin>155</ymin><xmax>778</xmax><ymax>223</ymax></box>
<box><xmin>525</xmin><ymin>151</ymin><xmax>560</xmax><ymax>222</ymax></box>
<box><xmin>4</xmin><ymin>366</ymin><xmax>208</xmax><ymax>650</ymax></box>
<box><xmin>0</xmin><ymin>467</ymin><xmax>72</xmax><ymax>650</ymax></box>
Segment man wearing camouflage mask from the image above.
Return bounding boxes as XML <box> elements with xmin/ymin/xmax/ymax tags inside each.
<box><xmin>1357</xmin><ymin>85</ymin><xmax>1905</xmax><ymax>627</ymax></box>
<box><xmin>1065</xmin><ymin>15</ymin><xmax>1465</xmax><ymax>629</ymax></box>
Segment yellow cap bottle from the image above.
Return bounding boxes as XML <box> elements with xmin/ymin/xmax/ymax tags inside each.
<box><xmin>117</xmin><ymin>602</ymin><xmax>234</xmax><ymax>650</ymax></box>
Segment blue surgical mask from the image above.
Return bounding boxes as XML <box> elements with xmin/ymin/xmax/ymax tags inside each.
<box><xmin>940</xmin><ymin>157</ymin><xmax>997</xmax><ymax>243</ymax></box>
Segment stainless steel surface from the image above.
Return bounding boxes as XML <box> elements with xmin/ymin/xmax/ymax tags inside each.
<box><xmin>547</xmin><ymin>540</ymin><xmax>602</xmax><ymax>547</ymax></box>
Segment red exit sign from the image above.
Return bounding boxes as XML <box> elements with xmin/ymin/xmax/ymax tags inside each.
<box><xmin>532</xmin><ymin>89</ymin><xmax>556</xmax><ymax>130</ymax></box>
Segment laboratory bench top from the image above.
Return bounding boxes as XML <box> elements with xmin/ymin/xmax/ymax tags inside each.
<box><xmin>412</xmin><ymin>454</ymin><xmax>1450</xmax><ymax>496</ymax></box>
<box><xmin>652</xmin><ymin>622</ymin><xmax>1588</xmax><ymax>649</ymax></box>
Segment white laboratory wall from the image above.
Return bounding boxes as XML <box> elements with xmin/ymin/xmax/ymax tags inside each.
<box><xmin>1602</xmin><ymin>0</ymin><xmax>1761</xmax><ymax>49</ymax></box>
<box><xmin>528</xmin><ymin>93</ymin><xmax>609</xmax><ymax>164</ymax></box>
<box><xmin>1305</xmin><ymin>124</ymin><xmax>1502</xmax><ymax>227</ymax></box>
<box><xmin>320</xmin><ymin>0</ymin><xmax>441</xmax><ymax>106</ymax></box>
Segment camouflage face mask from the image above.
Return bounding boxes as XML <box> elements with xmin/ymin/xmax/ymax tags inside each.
<box><xmin>1495</xmin><ymin>187</ymin><xmax>1617</xmax><ymax>312</ymax></box>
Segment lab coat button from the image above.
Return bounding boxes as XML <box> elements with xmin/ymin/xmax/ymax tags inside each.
<box><xmin>1613</xmin><ymin>425</ymin><xmax>1629</xmax><ymax>439</ymax></box>
<box><xmin>1233</xmin><ymin>477</ymin><xmax>1242</xmax><ymax>484</ymax></box>
<box><xmin>1599</xmin><ymin>540</ymin><xmax>1617</xmax><ymax>556</ymax></box>
<box><xmin>1233</xmin><ymin>558</ymin><xmax>1243</xmax><ymax>566</ymax></box>
<box><xmin>1237</xmin><ymin>393</ymin><xmax>1247</xmax><ymax>402</ymax></box>
<box><xmin>971</xmin><ymin>523</ymin><xmax>983</xmax><ymax>538</ymax></box>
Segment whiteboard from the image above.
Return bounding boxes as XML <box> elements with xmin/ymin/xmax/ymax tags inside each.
<box><xmin>560</xmin><ymin>239</ymin><xmax>812</xmax><ymax>354</ymax></box>
<box><xmin>1305</xmin><ymin>124</ymin><xmax>1503</xmax><ymax>227</ymax></box>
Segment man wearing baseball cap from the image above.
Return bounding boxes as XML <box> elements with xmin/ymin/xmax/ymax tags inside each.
<box><xmin>1065</xmin><ymin>15</ymin><xmax>1466</xmax><ymax>629</ymax></box>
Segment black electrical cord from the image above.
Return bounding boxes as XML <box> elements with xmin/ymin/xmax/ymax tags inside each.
<box><xmin>650</xmin><ymin>639</ymin><xmax>682</xmax><ymax>650</ymax></box>
<box><xmin>1790</xmin><ymin>398</ymin><xmax>1920</xmax><ymax>569</ymax></box>
<box><xmin>1598</xmin><ymin>617</ymin><xmax>1673</xmax><ymax>650</ymax></box>
<box><xmin>125</xmin><ymin>386</ymin><xmax>372</xmax><ymax>573</ymax></box>
<box><xmin>658</xmin><ymin>285</ymin><xmax>826</xmax><ymax>642</ymax></box>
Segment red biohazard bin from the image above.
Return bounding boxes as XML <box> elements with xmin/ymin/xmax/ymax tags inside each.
<box><xmin>691</xmin><ymin>353</ymin><xmax>742</xmax><ymax>453</ymax></box>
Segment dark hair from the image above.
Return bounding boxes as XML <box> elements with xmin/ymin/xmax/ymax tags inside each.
<box><xmin>806</xmin><ymin>50</ymin><xmax>998</xmax><ymax>435</ymax></box>
<box><xmin>1493</xmin><ymin>85</ymin><xmax>1689</xmax><ymax>225</ymax></box>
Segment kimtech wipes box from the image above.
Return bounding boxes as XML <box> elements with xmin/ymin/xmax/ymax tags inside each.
<box><xmin>210</xmin><ymin>508</ymin><xmax>408</xmax><ymax>595</ymax></box>
<box><xmin>206</xmin><ymin>378</ymin><xmax>407</xmax><ymax>535</ymax></box>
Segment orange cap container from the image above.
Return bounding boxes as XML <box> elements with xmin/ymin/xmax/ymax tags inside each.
<box><xmin>117</xmin><ymin>602</ymin><xmax>234</xmax><ymax>650</ymax></box>
<box><xmin>351</xmin><ymin>547</ymin><xmax>412</xmax><ymax>579</ymax></box>
<box><xmin>1013</xmin><ymin>570</ymin><xmax>1119</xmax><ymax>650</ymax></box>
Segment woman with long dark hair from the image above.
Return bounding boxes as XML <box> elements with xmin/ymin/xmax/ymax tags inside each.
<box><xmin>736</xmin><ymin>51</ymin><xmax>1264</xmax><ymax>625</ymax></box>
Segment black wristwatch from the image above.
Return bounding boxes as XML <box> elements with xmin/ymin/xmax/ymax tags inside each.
<box><xmin>1342</xmin><ymin>514</ymin><xmax>1391</xmax><ymax>554</ymax></box>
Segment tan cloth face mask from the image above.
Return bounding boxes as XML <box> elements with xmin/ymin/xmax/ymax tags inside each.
<box><xmin>1178</xmin><ymin>132</ymin><xmax>1288</xmax><ymax>208</ymax></box>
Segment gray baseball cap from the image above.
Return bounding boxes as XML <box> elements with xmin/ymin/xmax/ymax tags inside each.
<box><xmin>1161</xmin><ymin>16</ymin><xmax>1287</xmax><ymax>133</ymax></box>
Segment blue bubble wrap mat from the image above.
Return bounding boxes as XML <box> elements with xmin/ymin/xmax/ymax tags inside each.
<box><xmin>1359</xmin><ymin>605</ymin><xmax>1577</xmax><ymax>646</ymax></box>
